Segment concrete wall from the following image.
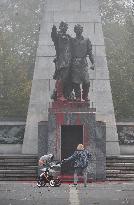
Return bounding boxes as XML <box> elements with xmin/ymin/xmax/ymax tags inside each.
<box><xmin>22</xmin><ymin>0</ymin><xmax>120</xmax><ymax>156</ymax></box>
<box><xmin>0</xmin><ymin>145</ymin><xmax>22</xmax><ymax>154</ymax></box>
<box><xmin>120</xmin><ymin>145</ymin><xmax>134</xmax><ymax>155</ymax></box>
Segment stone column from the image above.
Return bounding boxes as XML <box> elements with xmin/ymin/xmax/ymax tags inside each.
<box><xmin>22</xmin><ymin>0</ymin><xmax>120</xmax><ymax>156</ymax></box>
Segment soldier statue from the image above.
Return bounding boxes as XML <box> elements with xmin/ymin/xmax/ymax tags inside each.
<box><xmin>51</xmin><ymin>21</ymin><xmax>72</xmax><ymax>101</ymax></box>
<box><xmin>71</xmin><ymin>24</ymin><xmax>95</xmax><ymax>101</ymax></box>
<box><xmin>51</xmin><ymin>23</ymin><xmax>94</xmax><ymax>102</ymax></box>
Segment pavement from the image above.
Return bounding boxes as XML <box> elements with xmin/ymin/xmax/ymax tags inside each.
<box><xmin>0</xmin><ymin>181</ymin><xmax>134</xmax><ymax>205</ymax></box>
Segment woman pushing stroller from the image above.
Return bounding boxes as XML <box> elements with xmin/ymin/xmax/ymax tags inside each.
<box><xmin>62</xmin><ymin>144</ymin><xmax>91</xmax><ymax>187</ymax></box>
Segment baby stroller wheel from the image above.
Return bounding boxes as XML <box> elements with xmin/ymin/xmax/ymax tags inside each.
<box><xmin>55</xmin><ymin>178</ymin><xmax>61</xmax><ymax>187</ymax></box>
<box><xmin>37</xmin><ymin>180</ymin><xmax>46</xmax><ymax>187</ymax></box>
<box><xmin>49</xmin><ymin>179</ymin><xmax>56</xmax><ymax>187</ymax></box>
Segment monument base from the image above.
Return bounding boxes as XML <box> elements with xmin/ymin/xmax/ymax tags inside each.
<box><xmin>39</xmin><ymin>101</ymin><xmax>106</xmax><ymax>180</ymax></box>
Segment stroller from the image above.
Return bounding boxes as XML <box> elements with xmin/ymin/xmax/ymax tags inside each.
<box><xmin>37</xmin><ymin>161</ymin><xmax>62</xmax><ymax>187</ymax></box>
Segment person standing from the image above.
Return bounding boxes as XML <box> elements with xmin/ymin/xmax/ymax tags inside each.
<box><xmin>51</xmin><ymin>21</ymin><xmax>72</xmax><ymax>101</ymax></box>
<box><xmin>71</xmin><ymin>24</ymin><xmax>95</xmax><ymax>101</ymax></box>
<box><xmin>62</xmin><ymin>144</ymin><xmax>91</xmax><ymax>187</ymax></box>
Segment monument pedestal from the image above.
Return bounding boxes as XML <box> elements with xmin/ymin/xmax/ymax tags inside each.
<box><xmin>38</xmin><ymin>101</ymin><xmax>106</xmax><ymax>180</ymax></box>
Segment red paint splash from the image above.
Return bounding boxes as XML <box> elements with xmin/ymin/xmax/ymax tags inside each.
<box><xmin>56</xmin><ymin>113</ymin><xmax>64</xmax><ymax>125</ymax></box>
<box><xmin>76</xmin><ymin>113</ymin><xmax>81</xmax><ymax>125</ymax></box>
<box><xmin>84</xmin><ymin>125</ymin><xmax>89</xmax><ymax>147</ymax></box>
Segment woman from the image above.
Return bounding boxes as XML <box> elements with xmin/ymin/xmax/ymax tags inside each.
<box><xmin>62</xmin><ymin>144</ymin><xmax>91</xmax><ymax>187</ymax></box>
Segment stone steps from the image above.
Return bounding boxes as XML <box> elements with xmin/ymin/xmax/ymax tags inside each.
<box><xmin>0</xmin><ymin>155</ymin><xmax>38</xmax><ymax>181</ymax></box>
<box><xmin>106</xmin><ymin>156</ymin><xmax>134</xmax><ymax>181</ymax></box>
<box><xmin>1</xmin><ymin>155</ymin><xmax>134</xmax><ymax>181</ymax></box>
<box><xmin>0</xmin><ymin>166</ymin><xmax>37</xmax><ymax>170</ymax></box>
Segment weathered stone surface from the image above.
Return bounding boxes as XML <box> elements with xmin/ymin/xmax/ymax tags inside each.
<box><xmin>95</xmin><ymin>80</ymin><xmax>111</xmax><ymax>92</ymax></box>
<box><xmin>46</xmin><ymin>0</ymin><xmax>80</xmax><ymax>11</ymax></box>
<box><xmin>22</xmin><ymin>105</ymin><xmax>49</xmax><ymax>154</ymax></box>
<box><xmin>94</xmin><ymin>23</ymin><xmax>104</xmax><ymax>45</ymax></box>
<box><xmin>95</xmin><ymin>68</ymin><xmax>110</xmax><ymax>80</ymax></box>
<box><xmin>37</xmin><ymin>45</ymin><xmax>55</xmax><ymax>57</ymax></box>
<box><xmin>29</xmin><ymin>80</ymin><xmax>50</xmax><ymax>103</ymax></box>
<box><xmin>23</xmin><ymin>0</ymin><xmax>120</xmax><ymax>156</ymax></box>
<box><xmin>46</xmin><ymin>103</ymin><xmax>106</xmax><ymax>180</ymax></box>
<box><xmin>38</xmin><ymin>121</ymin><xmax>48</xmax><ymax>158</ymax></box>
<box><xmin>95</xmin><ymin>45</ymin><xmax>106</xmax><ymax>57</ymax></box>
<box><xmin>53</xmin><ymin>11</ymin><xmax>101</xmax><ymax>23</ymax></box>
<box><xmin>0</xmin><ymin>144</ymin><xmax>22</xmax><ymax>154</ymax></box>
<box><xmin>81</xmin><ymin>0</ymin><xmax>99</xmax><ymax>11</ymax></box>
<box><xmin>33</xmin><ymin>58</ymin><xmax>55</xmax><ymax>79</ymax></box>
<box><xmin>95</xmin><ymin>56</ymin><xmax>108</xmax><ymax>68</ymax></box>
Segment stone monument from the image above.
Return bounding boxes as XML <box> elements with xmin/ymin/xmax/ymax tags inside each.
<box><xmin>22</xmin><ymin>0</ymin><xmax>120</xmax><ymax>157</ymax></box>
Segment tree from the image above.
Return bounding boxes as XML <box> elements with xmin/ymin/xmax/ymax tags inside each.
<box><xmin>100</xmin><ymin>0</ymin><xmax>134</xmax><ymax>120</ymax></box>
<box><xmin>0</xmin><ymin>0</ymin><xmax>44</xmax><ymax>117</ymax></box>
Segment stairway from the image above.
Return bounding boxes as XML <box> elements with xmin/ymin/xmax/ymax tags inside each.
<box><xmin>0</xmin><ymin>155</ymin><xmax>38</xmax><ymax>181</ymax></box>
<box><xmin>106</xmin><ymin>156</ymin><xmax>134</xmax><ymax>181</ymax></box>
<box><xmin>0</xmin><ymin>155</ymin><xmax>134</xmax><ymax>181</ymax></box>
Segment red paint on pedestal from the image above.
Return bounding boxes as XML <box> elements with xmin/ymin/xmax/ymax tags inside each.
<box><xmin>55</xmin><ymin>112</ymin><xmax>64</xmax><ymax>158</ymax></box>
<box><xmin>56</xmin><ymin>112</ymin><xmax>64</xmax><ymax>125</ymax></box>
<box><xmin>76</xmin><ymin>112</ymin><xmax>81</xmax><ymax>125</ymax></box>
<box><xmin>84</xmin><ymin>125</ymin><xmax>89</xmax><ymax>147</ymax></box>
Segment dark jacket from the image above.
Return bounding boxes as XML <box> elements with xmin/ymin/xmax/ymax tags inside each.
<box><xmin>64</xmin><ymin>149</ymin><xmax>91</xmax><ymax>168</ymax></box>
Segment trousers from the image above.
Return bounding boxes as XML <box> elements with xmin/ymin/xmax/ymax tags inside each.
<box><xmin>74</xmin><ymin>167</ymin><xmax>88</xmax><ymax>186</ymax></box>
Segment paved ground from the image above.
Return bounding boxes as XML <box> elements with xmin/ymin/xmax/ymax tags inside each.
<box><xmin>0</xmin><ymin>181</ymin><xmax>134</xmax><ymax>205</ymax></box>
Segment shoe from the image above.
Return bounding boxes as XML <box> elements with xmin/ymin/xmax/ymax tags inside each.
<box><xmin>72</xmin><ymin>184</ymin><xmax>77</xmax><ymax>189</ymax></box>
<box><xmin>72</xmin><ymin>183</ymin><xmax>77</xmax><ymax>187</ymax></box>
<box><xmin>37</xmin><ymin>183</ymin><xmax>41</xmax><ymax>187</ymax></box>
<box><xmin>75</xmin><ymin>97</ymin><xmax>81</xmax><ymax>102</ymax></box>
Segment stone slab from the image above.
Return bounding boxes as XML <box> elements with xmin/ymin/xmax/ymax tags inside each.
<box><xmin>106</xmin><ymin>141</ymin><xmax>120</xmax><ymax>156</ymax></box>
<box><xmin>37</xmin><ymin>45</ymin><xmax>55</xmax><ymax>57</ymax></box>
<box><xmin>95</xmin><ymin>45</ymin><xmax>106</xmax><ymax>57</ymax></box>
<box><xmin>41</xmin><ymin>10</ymin><xmax>101</xmax><ymax>25</ymax></box>
<box><xmin>120</xmin><ymin>145</ymin><xmax>134</xmax><ymax>155</ymax></box>
<box><xmin>94</xmin><ymin>23</ymin><xmax>105</xmax><ymax>45</ymax></box>
<box><xmin>29</xmin><ymin>79</ymin><xmax>50</xmax><ymax>103</ymax></box>
<box><xmin>95</xmin><ymin>68</ymin><xmax>110</xmax><ymax>80</ymax></box>
<box><xmin>95</xmin><ymin>56</ymin><xmax>108</xmax><ymax>68</ymax></box>
<box><xmin>95</xmin><ymin>80</ymin><xmax>111</xmax><ymax>92</ymax></box>
<box><xmin>38</xmin><ymin>121</ymin><xmax>48</xmax><ymax>158</ymax></box>
<box><xmin>89</xmin><ymin>67</ymin><xmax>109</xmax><ymax>80</ymax></box>
<box><xmin>81</xmin><ymin>0</ymin><xmax>99</xmax><ymax>11</ymax></box>
<box><xmin>53</xmin><ymin>11</ymin><xmax>101</xmax><ymax>23</ymax></box>
<box><xmin>50</xmin><ymin>101</ymin><xmax>94</xmax><ymax>112</ymax></box>
<box><xmin>46</xmin><ymin>0</ymin><xmax>80</xmax><ymax>11</ymax></box>
<box><xmin>33</xmin><ymin>57</ymin><xmax>55</xmax><ymax>79</ymax></box>
<box><xmin>0</xmin><ymin>144</ymin><xmax>22</xmax><ymax>154</ymax></box>
<box><xmin>22</xmin><ymin>106</ymin><xmax>49</xmax><ymax>154</ymax></box>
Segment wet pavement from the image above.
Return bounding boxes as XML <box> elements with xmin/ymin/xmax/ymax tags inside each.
<box><xmin>0</xmin><ymin>181</ymin><xmax>134</xmax><ymax>205</ymax></box>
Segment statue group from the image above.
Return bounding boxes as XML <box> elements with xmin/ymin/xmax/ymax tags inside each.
<box><xmin>51</xmin><ymin>21</ymin><xmax>95</xmax><ymax>102</ymax></box>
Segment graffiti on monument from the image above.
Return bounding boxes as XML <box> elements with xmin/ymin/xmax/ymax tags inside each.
<box><xmin>0</xmin><ymin>125</ymin><xmax>25</xmax><ymax>144</ymax></box>
<box><xmin>117</xmin><ymin>125</ymin><xmax>134</xmax><ymax>145</ymax></box>
<box><xmin>51</xmin><ymin>22</ymin><xmax>95</xmax><ymax>102</ymax></box>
